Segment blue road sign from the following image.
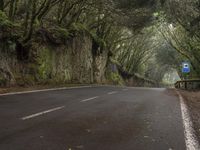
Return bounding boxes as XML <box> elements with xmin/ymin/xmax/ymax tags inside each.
<box><xmin>182</xmin><ymin>62</ymin><xmax>190</xmax><ymax>73</ymax></box>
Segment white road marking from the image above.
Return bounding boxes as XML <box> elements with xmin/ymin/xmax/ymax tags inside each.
<box><xmin>80</xmin><ymin>96</ymin><xmax>99</xmax><ymax>102</ymax></box>
<box><xmin>108</xmin><ymin>91</ymin><xmax>118</xmax><ymax>95</ymax></box>
<box><xmin>21</xmin><ymin>106</ymin><xmax>65</xmax><ymax>120</ymax></box>
<box><xmin>0</xmin><ymin>86</ymin><xmax>92</xmax><ymax>96</ymax></box>
<box><xmin>122</xmin><ymin>89</ymin><xmax>128</xmax><ymax>91</ymax></box>
<box><xmin>176</xmin><ymin>91</ymin><xmax>200</xmax><ymax>150</ymax></box>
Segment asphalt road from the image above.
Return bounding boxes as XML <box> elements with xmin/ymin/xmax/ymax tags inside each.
<box><xmin>0</xmin><ymin>86</ymin><xmax>186</xmax><ymax>150</ymax></box>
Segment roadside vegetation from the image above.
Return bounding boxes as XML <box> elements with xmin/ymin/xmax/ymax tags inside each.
<box><xmin>0</xmin><ymin>0</ymin><xmax>200</xmax><ymax>87</ymax></box>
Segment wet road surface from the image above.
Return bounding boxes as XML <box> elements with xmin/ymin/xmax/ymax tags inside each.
<box><xmin>0</xmin><ymin>86</ymin><xmax>186</xmax><ymax>150</ymax></box>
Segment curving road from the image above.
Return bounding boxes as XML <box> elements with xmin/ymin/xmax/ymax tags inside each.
<box><xmin>0</xmin><ymin>86</ymin><xmax>187</xmax><ymax>150</ymax></box>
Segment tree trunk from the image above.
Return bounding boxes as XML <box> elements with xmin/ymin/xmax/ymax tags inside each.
<box><xmin>23</xmin><ymin>0</ymin><xmax>36</xmax><ymax>44</ymax></box>
<box><xmin>9</xmin><ymin>0</ymin><xmax>15</xmax><ymax>20</ymax></box>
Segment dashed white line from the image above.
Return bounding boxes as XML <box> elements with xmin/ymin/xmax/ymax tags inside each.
<box><xmin>122</xmin><ymin>89</ymin><xmax>128</xmax><ymax>91</ymax></box>
<box><xmin>21</xmin><ymin>106</ymin><xmax>65</xmax><ymax>120</ymax></box>
<box><xmin>80</xmin><ymin>96</ymin><xmax>99</xmax><ymax>102</ymax></box>
<box><xmin>108</xmin><ymin>91</ymin><xmax>118</xmax><ymax>95</ymax></box>
<box><xmin>176</xmin><ymin>91</ymin><xmax>200</xmax><ymax>150</ymax></box>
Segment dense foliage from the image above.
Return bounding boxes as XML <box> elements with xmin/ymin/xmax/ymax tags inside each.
<box><xmin>0</xmin><ymin>0</ymin><xmax>200</xmax><ymax>86</ymax></box>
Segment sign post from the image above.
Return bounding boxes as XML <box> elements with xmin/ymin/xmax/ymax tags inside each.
<box><xmin>182</xmin><ymin>62</ymin><xmax>190</xmax><ymax>80</ymax></box>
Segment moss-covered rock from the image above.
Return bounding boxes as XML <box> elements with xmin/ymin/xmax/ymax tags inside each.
<box><xmin>106</xmin><ymin>72</ymin><xmax>124</xmax><ymax>85</ymax></box>
<box><xmin>37</xmin><ymin>47</ymin><xmax>52</xmax><ymax>80</ymax></box>
<box><xmin>0</xmin><ymin>29</ymin><xmax>112</xmax><ymax>87</ymax></box>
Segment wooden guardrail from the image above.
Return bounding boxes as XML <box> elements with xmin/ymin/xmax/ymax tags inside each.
<box><xmin>175</xmin><ymin>79</ymin><xmax>200</xmax><ymax>90</ymax></box>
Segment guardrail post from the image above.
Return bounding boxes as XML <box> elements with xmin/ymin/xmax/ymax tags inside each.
<box><xmin>185</xmin><ymin>81</ymin><xmax>187</xmax><ymax>90</ymax></box>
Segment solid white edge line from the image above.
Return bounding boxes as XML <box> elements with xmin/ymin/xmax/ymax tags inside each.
<box><xmin>80</xmin><ymin>96</ymin><xmax>99</xmax><ymax>102</ymax></box>
<box><xmin>176</xmin><ymin>90</ymin><xmax>200</xmax><ymax>150</ymax></box>
<box><xmin>0</xmin><ymin>86</ymin><xmax>92</xmax><ymax>96</ymax></box>
<box><xmin>21</xmin><ymin>106</ymin><xmax>65</xmax><ymax>120</ymax></box>
<box><xmin>0</xmin><ymin>85</ymin><xmax>166</xmax><ymax>96</ymax></box>
<box><xmin>108</xmin><ymin>91</ymin><xmax>118</xmax><ymax>95</ymax></box>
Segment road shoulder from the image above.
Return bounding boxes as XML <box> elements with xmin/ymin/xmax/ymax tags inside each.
<box><xmin>178</xmin><ymin>90</ymin><xmax>200</xmax><ymax>144</ymax></box>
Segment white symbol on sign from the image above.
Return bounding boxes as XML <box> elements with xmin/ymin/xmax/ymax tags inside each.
<box><xmin>184</xmin><ymin>64</ymin><xmax>189</xmax><ymax>68</ymax></box>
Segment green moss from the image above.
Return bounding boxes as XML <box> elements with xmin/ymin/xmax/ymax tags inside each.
<box><xmin>107</xmin><ymin>72</ymin><xmax>124</xmax><ymax>85</ymax></box>
<box><xmin>69</xmin><ymin>23</ymin><xmax>106</xmax><ymax>48</ymax></box>
<box><xmin>36</xmin><ymin>46</ymin><xmax>72</xmax><ymax>84</ymax></box>
<box><xmin>37</xmin><ymin>47</ymin><xmax>52</xmax><ymax>80</ymax></box>
<box><xmin>0</xmin><ymin>11</ymin><xmax>12</xmax><ymax>27</ymax></box>
<box><xmin>48</xmin><ymin>27</ymin><xmax>72</xmax><ymax>40</ymax></box>
<box><xmin>72</xmin><ymin>23</ymin><xmax>106</xmax><ymax>48</ymax></box>
<box><xmin>0</xmin><ymin>76</ymin><xmax>6</xmax><ymax>86</ymax></box>
<box><xmin>0</xmin><ymin>10</ymin><xmax>19</xmax><ymax>28</ymax></box>
<box><xmin>70</xmin><ymin>23</ymin><xmax>87</xmax><ymax>33</ymax></box>
<box><xmin>64</xmin><ymin>69</ymin><xmax>71</xmax><ymax>81</ymax></box>
<box><xmin>89</xmin><ymin>31</ymin><xmax>106</xmax><ymax>48</ymax></box>
<box><xmin>55</xmin><ymin>27</ymin><xmax>71</xmax><ymax>38</ymax></box>
<box><xmin>110</xmin><ymin>58</ymin><xmax>120</xmax><ymax>66</ymax></box>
